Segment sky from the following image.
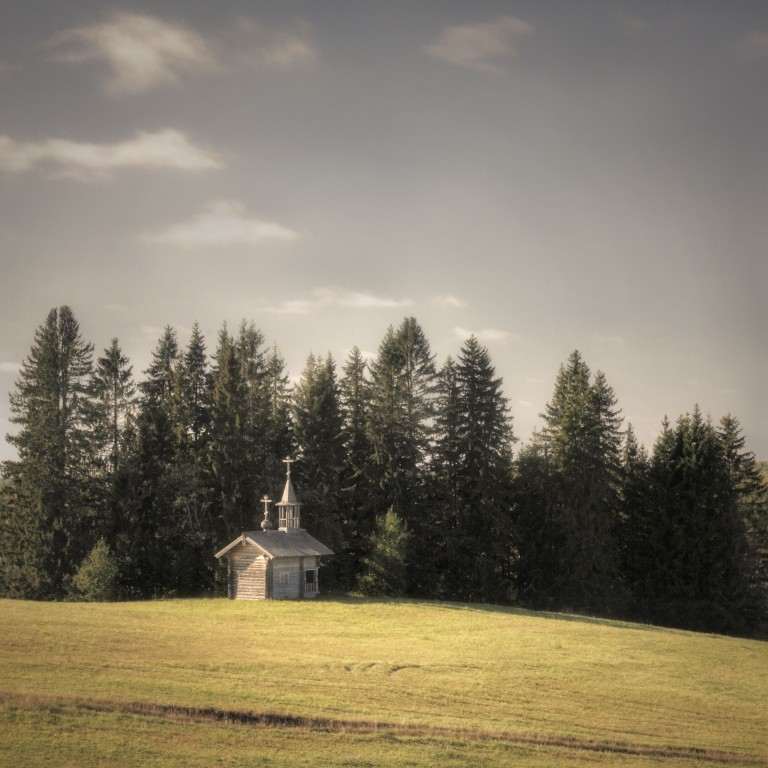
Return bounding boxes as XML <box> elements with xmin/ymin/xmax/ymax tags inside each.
<box><xmin>0</xmin><ymin>1</ymin><xmax>766</xmax><ymax>463</ymax></box>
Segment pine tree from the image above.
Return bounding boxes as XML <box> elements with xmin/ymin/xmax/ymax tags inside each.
<box><xmin>430</xmin><ymin>356</ymin><xmax>461</xmax><ymax>596</ymax></box>
<box><xmin>90</xmin><ymin>337</ymin><xmax>136</xmax><ymax>581</ymax></box>
<box><xmin>357</xmin><ymin>508</ymin><xmax>410</xmax><ymax>597</ymax></box>
<box><xmin>292</xmin><ymin>353</ymin><xmax>344</xmax><ymax>542</ymax></box>
<box><xmin>91</xmin><ymin>338</ymin><xmax>135</xmax><ymax>475</ymax></box>
<box><xmin>616</xmin><ymin>424</ymin><xmax>652</xmax><ymax>613</ymax></box>
<box><xmin>366</xmin><ymin>318</ymin><xmax>437</xmax><ymax>593</ymax></box>
<box><xmin>366</xmin><ymin>318</ymin><xmax>437</xmax><ymax>522</ymax></box>
<box><xmin>121</xmin><ymin>326</ymin><xmax>180</xmax><ymax>596</ymax></box>
<box><xmin>456</xmin><ymin>337</ymin><xmax>515</xmax><ymax>600</ymax></box>
<box><xmin>208</xmin><ymin>327</ymin><xmax>291</xmax><ymax>545</ymax></box>
<box><xmin>166</xmin><ymin>324</ymin><xmax>214</xmax><ymax>594</ymax></box>
<box><xmin>0</xmin><ymin>306</ymin><xmax>97</xmax><ymax>598</ymax></box>
<box><xmin>338</xmin><ymin>347</ymin><xmax>375</xmax><ymax>588</ymax></box>
<box><xmin>433</xmin><ymin>338</ymin><xmax>515</xmax><ymax>601</ymax></box>
<box><xmin>208</xmin><ymin>325</ymin><xmax>250</xmax><ymax>540</ymax></box>
<box><xmin>634</xmin><ymin>408</ymin><xmax>767</xmax><ymax>632</ymax></box>
<box><xmin>259</xmin><ymin>345</ymin><xmax>294</xmax><ymax>502</ymax></box>
<box><xmin>534</xmin><ymin>351</ymin><xmax>625</xmax><ymax>612</ymax></box>
<box><xmin>718</xmin><ymin>415</ymin><xmax>768</xmax><ymax>625</ymax></box>
<box><xmin>513</xmin><ymin>434</ymin><xmax>561</xmax><ymax>607</ymax></box>
<box><xmin>176</xmin><ymin>322</ymin><xmax>211</xmax><ymax>451</ymax></box>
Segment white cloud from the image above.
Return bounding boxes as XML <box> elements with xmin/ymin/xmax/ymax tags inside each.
<box><xmin>432</xmin><ymin>294</ymin><xmax>467</xmax><ymax>308</ymax></box>
<box><xmin>263</xmin><ymin>287</ymin><xmax>412</xmax><ymax>315</ymax></box>
<box><xmin>454</xmin><ymin>326</ymin><xmax>515</xmax><ymax>342</ymax></box>
<box><xmin>0</xmin><ymin>362</ymin><xmax>21</xmax><ymax>374</ymax></box>
<box><xmin>0</xmin><ymin>129</ymin><xmax>221</xmax><ymax>179</ymax></box>
<box><xmin>48</xmin><ymin>11</ymin><xmax>217</xmax><ymax>95</ymax></box>
<box><xmin>143</xmin><ymin>200</ymin><xmax>298</xmax><ymax>249</ymax></box>
<box><xmin>734</xmin><ymin>30</ymin><xmax>768</xmax><ymax>59</ymax></box>
<box><xmin>47</xmin><ymin>11</ymin><xmax>316</xmax><ymax>95</ymax></box>
<box><xmin>425</xmin><ymin>15</ymin><xmax>533</xmax><ymax>73</ymax></box>
<box><xmin>342</xmin><ymin>347</ymin><xmax>377</xmax><ymax>363</ymax></box>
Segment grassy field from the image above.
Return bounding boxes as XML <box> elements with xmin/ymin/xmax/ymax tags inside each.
<box><xmin>0</xmin><ymin>597</ymin><xmax>766</xmax><ymax>767</ymax></box>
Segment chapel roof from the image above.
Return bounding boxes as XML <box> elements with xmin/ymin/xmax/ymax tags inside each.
<box><xmin>215</xmin><ymin>530</ymin><xmax>334</xmax><ymax>559</ymax></box>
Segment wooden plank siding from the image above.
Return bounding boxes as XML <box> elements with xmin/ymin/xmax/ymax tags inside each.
<box><xmin>225</xmin><ymin>545</ymin><xmax>322</xmax><ymax>600</ymax></box>
<box><xmin>272</xmin><ymin>557</ymin><xmax>302</xmax><ymax>600</ymax></box>
<box><xmin>229</xmin><ymin>546</ymin><xmax>270</xmax><ymax>600</ymax></box>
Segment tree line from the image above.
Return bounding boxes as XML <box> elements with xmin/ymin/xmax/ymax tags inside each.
<box><xmin>1</xmin><ymin>306</ymin><xmax>766</xmax><ymax>634</ymax></box>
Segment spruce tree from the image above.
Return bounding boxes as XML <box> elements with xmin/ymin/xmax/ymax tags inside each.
<box><xmin>90</xmin><ymin>337</ymin><xmax>136</xmax><ymax>581</ymax></box>
<box><xmin>616</xmin><ymin>424</ymin><xmax>652</xmax><ymax>614</ymax></box>
<box><xmin>433</xmin><ymin>338</ymin><xmax>515</xmax><ymax>601</ymax></box>
<box><xmin>513</xmin><ymin>434</ymin><xmax>561</xmax><ymax>606</ymax></box>
<box><xmin>91</xmin><ymin>338</ymin><xmax>135</xmax><ymax>475</ymax></box>
<box><xmin>176</xmin><ymin>322</ymin><xmax>211</xmax><ymax>451</ymax></box>
<box><xmin>718</xmin><ymin>415</ymin><xmax>768</xmax><ymax>625</ymax></box>
<box><xmin>292</xmin><ymin>353</ymin><xmax>345</xmax><ymax>584</ymax></box>
<box><xmin>357</xmin><ymin>508</ymin><xmax>410</xmax><ymax>597</ymax></box>
<box><xmin>338</xmin><ymin>347</ymin><xmax>375</xmax><ymax>587</ymax></box>
<box><xmin>123</xmin><ymin>326</ymin><xmax>180</xmax><ymax>595</ymax></box>
<box><xmin>166</xmin><ymin>324</ymin><xmax>214</xmax><ymax>594</ymax></box>
<box><xmin>366</xmin><ymin>318</ymin><xmax>437</xmax><ymax>522</ymax></box>
<box><xmin>535</xmin><ymin>351</ymin><xmax>625</xmax><ymax>612</ymax></box>
<box><xmin>635</xmin><ymin>408</ymin><xmax>767</xmax><ymax>632</ymax></box>
<box><xmin>456</xmin><ymin>337</ymin><xmax>515</xmax><ymax>600</ymax></box>
<box><xmin>208</xmin><ymin>325</ymin><xmax>250</xmax><ymax>540</ymax></box>
<box><xmin>0</xmin><ymin>306</ymin><xmax>97</xmax><ymax>598</ymax></box>
<box><xmin>366</xmin><ymin>318</ymin><xmax>437</xmax><ymax>593</ymax></box>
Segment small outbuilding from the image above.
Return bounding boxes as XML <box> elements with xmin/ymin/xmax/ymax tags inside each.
<box><xmin>215</xmin><ymin>457</ymin><xmax>334</xmax><ymax>600</ymax></box>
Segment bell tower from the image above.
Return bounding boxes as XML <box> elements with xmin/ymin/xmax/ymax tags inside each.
<box><xmin>276</xmin><ymin>456</ymin><xmax>302</xmax><ymax>532</ymax></box>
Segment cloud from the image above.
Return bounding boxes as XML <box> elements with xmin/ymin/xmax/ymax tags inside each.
<box><xmin>425</xmin><ymin>15</ymin><xmax>533</xmax><ymax>73</ymax></box>
<box><xmin>432</xmin><ymin>294</ymin><xmax>467</xmax><ymax>308</ymax></box>
<box><xmin>343</xmin><ymin>347</ymin><xmax>377</xmax><ymax>363</ymax></box>
<box><xmin>0</xmin><ymin>362</ymin><xmax>21</xmax><ymax>374</ymax></box>
<box><xmin>143</xmin><ymin>200</ymin><xmax>298</xmax><ymax>249</ymax></box>
<box><xmin>0</xmin><ymin>129</ymin><xmax>221</xmax><ymax>179</ymax></box>
<box><xmin>47</xmin><ymin>11</ymin><xmax>316</xmax><ymax>94</ymax></box>
<box><xmin>263</xmin><ymin>288</ymin><xmax>412</xmax><ymax>315</ymax></box>
<box><xmin>454</xmin><ymin>327</ymin><xmax>516</xmax><ymax>342</ymax></box>
<box><xmin>225</xmin><ymin>17</ymin><xmax>316</xmax><ymax>70</ymax></box>
<box><xmin>48</xmin><ymin>11</ymin><xmax>217</xmax><ymax>95</ymax></box>
<box><xmin>734</xmin><ymin>30</ymin><xmax>768</xmax><ymax>59</ymax></box>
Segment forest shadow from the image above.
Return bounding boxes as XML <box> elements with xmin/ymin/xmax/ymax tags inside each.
<box><xmin>319</xmin><ymin>593</ymin><xmax>670</xmax><ymax>633</ymax></box>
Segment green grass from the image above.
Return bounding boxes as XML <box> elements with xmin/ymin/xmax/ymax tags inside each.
<box><xmin>1</xmin><ymin>596</ymin><xmax>766</xmax><ymax>767</ymax></box>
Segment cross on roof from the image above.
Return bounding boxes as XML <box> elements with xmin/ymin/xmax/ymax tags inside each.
<box><xmin>261</xmin><ymin>495</ymin><xmax>272</xmax><ymax>515</ymax></box>
<box><xmin>283</xmin><ymin>455</ymin><xmax>294</xmax><ymax>477</ymax></box>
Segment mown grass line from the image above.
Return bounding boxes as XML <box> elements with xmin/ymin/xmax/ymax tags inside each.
<box><xmin>2</xmin><ymin>691</ymin><xmax>764</xmax><ymax>767</ymax></box>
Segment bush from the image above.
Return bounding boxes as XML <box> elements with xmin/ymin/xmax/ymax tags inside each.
<box><xmin>71</xmin><ymin>538</ymin><xmax>119</xmax><ymax>601</ymax></box>
<box><xmin>357</xmin><ymin>508</ymin><xmax>410</xmax><ymax>597</ymax></box>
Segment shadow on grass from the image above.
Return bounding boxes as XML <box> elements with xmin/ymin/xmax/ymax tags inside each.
<box><xmin>317</xmin><ymin>592</ymin><xmax>671</xmax><ymax>633</ymax></box>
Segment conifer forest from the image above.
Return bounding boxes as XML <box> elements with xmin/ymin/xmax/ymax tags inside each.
<box><xmin>1</xmin><ymin>305</ymin><xmax>766</xmax><ymax>635</ymax></box>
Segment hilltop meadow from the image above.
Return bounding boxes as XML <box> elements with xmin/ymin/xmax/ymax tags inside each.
<box><xmin>1</xmin><ymin>597</ymin><xmax>766</xmax><ymax>767</ymax></box>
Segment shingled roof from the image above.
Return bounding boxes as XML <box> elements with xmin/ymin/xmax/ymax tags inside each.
<box><xmin>215</xmin><ymin>529</ymin><xmax>334</xmax><ymax>560</ymax></box>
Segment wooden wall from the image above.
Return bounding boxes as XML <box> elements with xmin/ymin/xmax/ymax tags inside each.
<box><xmin>227</xmin><ymin>548</ymin><xmax>321</xmax><ymax>600</ymax></box>
<box><xmin>272</xmin><ymin>557</ymin><xmax>302</xmax><ymax>600</ymax></box>
<box><xmin>229</xmin><ymin>546</ymin><xmax>270</xmax><ymax>600</ymax></box>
